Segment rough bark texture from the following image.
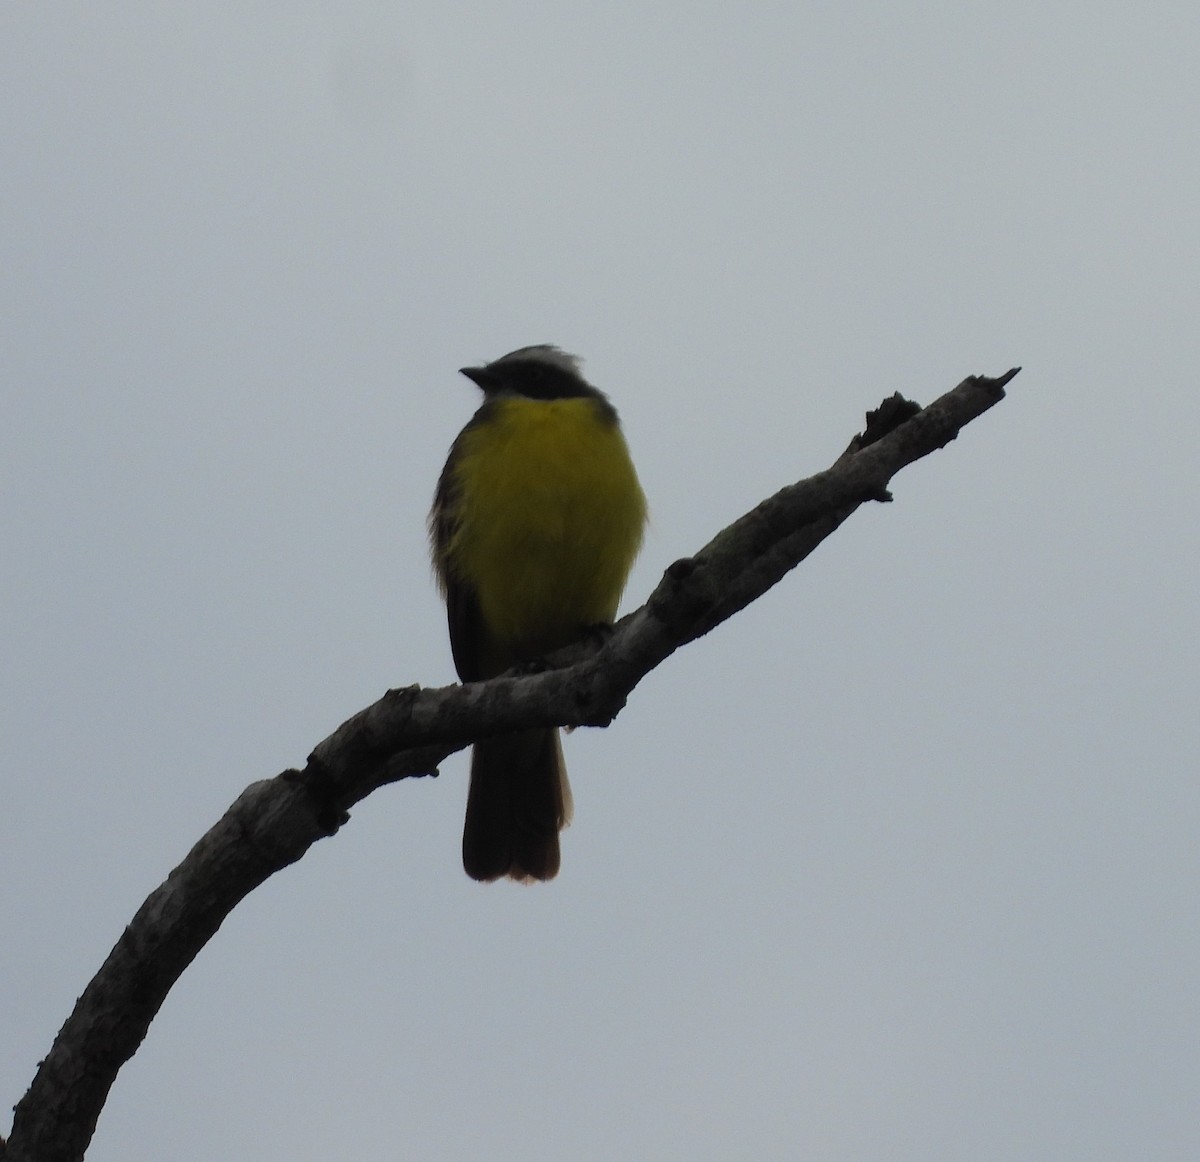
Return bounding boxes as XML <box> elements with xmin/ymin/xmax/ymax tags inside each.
<box><xmin>1</xmin><ymin>368</ymin><xmax>1016</xmax><ymax>1162</ymax></box>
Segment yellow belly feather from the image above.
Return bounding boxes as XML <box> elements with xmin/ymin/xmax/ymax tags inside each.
<box><xmin>448</xmin><ymin>396</ymin><xmax>646</xmax><ymax>655</ymax></box>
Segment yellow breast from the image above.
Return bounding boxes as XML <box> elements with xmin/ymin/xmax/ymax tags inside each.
<box><xmin>447</xmin><ymin>395</ymin><xmax>647</xmax><ymax>656</ymax></box>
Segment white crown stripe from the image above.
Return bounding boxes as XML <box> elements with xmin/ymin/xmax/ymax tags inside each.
<box><xmin>491</xmin><ymin>345</ymin><xmax>585</xmax><ymax>378</ymax></box>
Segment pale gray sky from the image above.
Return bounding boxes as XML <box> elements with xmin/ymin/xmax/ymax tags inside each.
<box><xmin>3</xmin><ymin>4</ymin><xmax>1198</xmax><ymax>1159</ymax></box>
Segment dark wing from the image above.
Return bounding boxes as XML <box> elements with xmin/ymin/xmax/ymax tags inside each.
<box><xmin>443</xmin><ymin>574</ymin><xmax>489</xmax><ymax>682</ymax></box>
<box><xmin>430</xmin><ymin>423</ymin><xmax>489</xmax><ymax>683</ymax></box>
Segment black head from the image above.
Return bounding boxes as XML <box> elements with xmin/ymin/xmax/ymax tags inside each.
<box><xmin>459</xmin><ymin>345</ymin><xmax>600</xmax><ymax>402</ymax></box>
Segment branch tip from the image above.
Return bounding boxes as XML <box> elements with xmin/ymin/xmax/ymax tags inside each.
<box><xmin>971</xmin><ymin>366</ymin><xmax>1021</xmax><ymax>398</ymax></box>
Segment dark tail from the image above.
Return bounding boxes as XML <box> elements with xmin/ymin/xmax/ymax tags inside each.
<box><xmin>462</xmin><ymin>728</ymin><xmax>573</xmax><ymax>882</ymax></box>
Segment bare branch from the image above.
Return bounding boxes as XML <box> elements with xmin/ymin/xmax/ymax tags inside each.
<box><xmin>2</xmin><ymin>368</ymin><xmax>1015</xmax><ymax>1162</ymax></box>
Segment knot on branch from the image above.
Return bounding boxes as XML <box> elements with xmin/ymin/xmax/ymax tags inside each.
<box><xmin>289</xmin><ymin>763</ymin><xmax>349</xmax><ymax>837</ymax></box>
<box><xmin>647</xmin><ymin>556</ymin><xmax>701</xmax><ymax>620</ymax></box>
<box><xmin>859</xmin><ymin>393</ymin><xmax>922</xmax><ymax>449</ymax></box>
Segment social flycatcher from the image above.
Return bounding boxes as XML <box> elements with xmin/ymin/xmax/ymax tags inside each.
<box><xmin>430</xmin><ymin>345</ymin><xmax>647</xmax><ymax>882</ymax></box>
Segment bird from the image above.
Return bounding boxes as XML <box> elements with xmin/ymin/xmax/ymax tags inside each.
<box><xmin>430</xmin><ymin>345</ymin><xmax>647</xmax><ymax>881</ymax></box>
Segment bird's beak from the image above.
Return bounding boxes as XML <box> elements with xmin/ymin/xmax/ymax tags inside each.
<box><xmin>459</xmin><ymin>365</ymin><xmax>494</xmax><ymax>389</ymax></box>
